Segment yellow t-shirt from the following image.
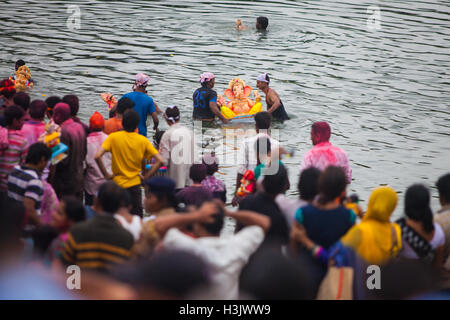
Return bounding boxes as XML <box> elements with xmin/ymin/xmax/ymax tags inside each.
<box><xmin>102</xmin><ymin>130</ymin><xmax>158</xmax><ymax>188</ymax></box>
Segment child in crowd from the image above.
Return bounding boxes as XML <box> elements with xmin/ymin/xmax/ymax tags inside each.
<box><xmin>201</xmin><ymin>153</ymin><xmax>226</xmax><ymax>203</ymax></box>
<box><xmin>176</xmin><ymin>164</ymin><xmax>213</xmax><ymax>208</ymax></box>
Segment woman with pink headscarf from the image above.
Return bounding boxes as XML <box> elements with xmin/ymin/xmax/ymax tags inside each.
<box><xmin>299</xmin><ymin>121</ymin><xmax>352</xmax><ymax>184</ymax></box>
<box><xmin>50</xmin><ymin>103</ymin><xmax>87</xmax><ymax>199</ymax></box>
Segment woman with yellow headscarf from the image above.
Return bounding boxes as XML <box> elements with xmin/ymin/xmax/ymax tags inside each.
<box><xmin>291</xmin><ymin>186</ymin><xmax>402</xmax><ymax>266</ymax></box>
<box><xmin>340</xmin><ymin>186</ymin><xmax>402</xmax><ymax>265</ymax></box>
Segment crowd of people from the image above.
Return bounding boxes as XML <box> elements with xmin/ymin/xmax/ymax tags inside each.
<box><xmin>0</xmin><ymin>60</ymin><xmax>450</xmax><ymax>300</ymax></box>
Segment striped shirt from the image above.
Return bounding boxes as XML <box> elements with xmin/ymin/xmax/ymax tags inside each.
<box><xmin>60</xmin><ymin>214</ymin><xmax>134</xmax><ymax>273</ymax></box>
<box><xmin>7</xmin><ymin>165</ymin><xmax>44</xmax><ymax>212</ymax></box>
<box><xmin>0</xmin><ymin>130</ymin><xmax>28</xmax><ymax>191</ymax></box>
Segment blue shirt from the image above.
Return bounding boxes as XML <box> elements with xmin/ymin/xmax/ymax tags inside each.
<box><xmin>192</xmin><ymin>86</ymin><xmax>217</xmax><ymax>119</ymax></box>
<box><xmin>122</xmin><ymin>91</ymin><xmax>156</xmax><ymax>137</ymax></box>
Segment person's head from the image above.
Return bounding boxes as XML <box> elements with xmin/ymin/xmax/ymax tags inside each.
<box><xmin>51</xmin><ymin>196</ymin><xmax>86</xmax><ymax>232</ymax></box>
<box><xmin>52</xmin><ymin>102</ymin><xmax>71</xmax><ymax>125</ymax></box>
<box><xmin>31</xmin><ymin>225</ymin><xmax>60</xmax><ymax>260</ymax></box>
<box><xmin>436</xmin><ymin>173</ymin><xmax>450</xmax><ymax>207</ymax></box>
<box><xmin>13</xmin><ymin>92</ymin><xmax>30</xmax><ymax>112</ymax></box>
<box><xmin>199</xmin><ymin>72</ymin><xmax>215</xmax><ymax>88</ymax></box>
<box><xmin>317</xmin><ymin>166</ymin><xmax>347</xmax><ymax>205</ymax></box>
<box><xmin>116</xmin><ymin>97</ymin><xmax>135</xmax><ymax>115</ymax></box>
<box><xmin>122</xmin><ymin>109</ymin><xmax>140</xmax><ymax>132</ymax></box>
<box><xmin>0</xmin><ymin>78</ymin><xmax>16</xmax><ymax>100</ymax></box>
<box><xmin>255</xmin><ymin>136</ymin><xmax>271</xmax><ymax>165</ymax></box>
<box><xmin>256</xmin><ymin>16</ymin><xmax>269</xmax><ymax>30</ymax></box>
<box><xmin>144</xmin><ymin>177</ymin><xmax>178</xmax><ymax>213</ymax></box>
<box><xmin>25</xmin><ymin>142</ymin><xmax>52</xmax><ymax>172</ymax></box>
<box><xmin>62</xmin><ymin>95</ymin><xmax>79</xmax><ymax>117</ymax></box>
<box><xmin>262</xmin><ymin>163</ymin><xmax>289</xmax><ymax>197</ymax></box>
<box><xmin>193</xmin><ymin>202</ymin><xmax>224</xmax><ymax>237</ymax></box>
<box><xmin>311</xmin><ymin>121</ymin><xmax>331</xmax><ymax>145</ymax></box>
<box><xmin>4</xmin><ymin>105</ymin><xmax>26</xmax><ymax>130</ymax></box>
<box><xmin>15</xmin><ymin>59</ymin><xmax>25</xmax><ymax>71</ymax></box>
<box><xmin>164</xmin><ymin>105</ymin><xmax>180</xmax><ymax>126</ymax></box>
<box><xmin>256</xmin><ymin>73</ymin><xmax>270</xmax><ymax>91</ymax></box>
<box><xmin>189</xmin><ymin>164</ymin><xmax>207</xmax><ymax>184</ymax></box>
<box><xmin>44</xmin><ymin>96</ymin><xmax>62</xmax><ymax>118</ymax></box>
<box><xmin>133</xmin><ymin>72</ymin><xmax>150</xmax><ymax>91</ymax></box>
<box><xmin>240</xmin><ymin>246</ymin><xmax>313</xmax><ymax>299</ymax></box>
<box><xmin>96</xmin><ymin>181</ymin><xmax>123</xmax><ymax>214</ymax></box>
<box><xmin>153</xmin><ymin>130</ymin><xmax>165</xmax><ymax>150</ymax></box>
<box><xmin>405</xmin><ymin>184</ymin><xmax>434</xmax><ymax>234</ymax></box>
<box><xmin>114</xmin><ymin>249</ymin><xmax>210</xmax><ymax>299</ymax></box>
<box><xmin>254</xmin><ymin>111</ymin><xmax>271</xmax><ymax>131</ymax></box>
<box><xmin>89</xmin><ymin>111</ymin><xmax>105</xmax><ymax>132</ymax></box>
<box><xmin>298</xmin><ymin>167</ymin><xmax>321</xmax><ymax>202</ymax></box>
<box><xmin>365</xmin><ymin>186</ymin><xmax>398</xmax><ymax>223</ymax></box>
<box><xmin>28</xmin><ymin>100</ymin><xmax>47</xmax><ymax>120</ymax></box>
<box><xmin>202</xmin><ymin>153</ymin><xmax>219</xmax><ymax>176</ymax></box>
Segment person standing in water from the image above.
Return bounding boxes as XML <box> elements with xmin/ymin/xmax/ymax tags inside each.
<box><xmin>193</xmin><ymin>72</ymin><xmax>228</xmax><ymax>124</ymax></box>
<box><xmin>256</xmin><ymin>73</ymin><xmax>289</xmax><ymax>121</ymax></box>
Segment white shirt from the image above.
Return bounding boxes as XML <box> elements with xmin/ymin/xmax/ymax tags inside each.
<box><xmin>163</xmin><ymin>226</ymin><xmax>265</xmax><ymax>299</ymax></box>
<box><xmin>237</xmin><ymin>133</ymin><xmax>279</xmax><ymax>175</ymax></box>
<box><xmin>399</xmin><ymin>223</ymin><xmax>445</xmax><ymax>260</ymax></box>
<box><xmin>84</xmin><ymin>131</ymin><xmax>112</xmax><ymax>196</ymax></box>
<box><xmin>160</xmin><ymin>123</ymin><xmax>196</xmax><ymax>189</ymax></box>
<box><xmin>114</xmin><ymin>214</ymin><xmax>142</xmax><ymax>241</ymax></box>
<box><xmin>275</xmin><ymin>194</ymin><xmax>308</xmax><ymax>228</ymax></box>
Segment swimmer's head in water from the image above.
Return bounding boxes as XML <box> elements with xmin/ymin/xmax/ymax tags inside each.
<box><xmin>236</xmin><ymin>18</ymin><xmax>242</xmax><ymax>26</ymax></box>
<box><xmin>15</xmin><ymin>59</ymin><xmax>25</xmax><ymax>71</ymax></box>
<box><xmin>256</xmin><ymin>16</ymin><xmax>269</xmax><ymax>30</ymax></box>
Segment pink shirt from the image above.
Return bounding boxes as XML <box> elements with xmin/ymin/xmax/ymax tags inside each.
<box><xmin>300</xmin><ymin>141</ymin><xmax>352</xmax><ymax>183</ymax></box>
<box><xmin>21</xmin><ymin>120</ymin><xmax>46</xmax><ymax>146</ymax></box>
<box><xmin>84</xmin><ymin>131</ymin><xmax>111</xmax><ymax>196</ymax></box>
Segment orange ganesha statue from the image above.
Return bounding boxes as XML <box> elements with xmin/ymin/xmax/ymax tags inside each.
<box><xmin>218</xmin><ymin>77</ymin><xmax>261</xmax><ymax>115</ymax></box>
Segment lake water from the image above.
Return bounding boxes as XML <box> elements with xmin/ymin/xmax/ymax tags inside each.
<box><xmin>1</xmin><ymin>0</ymin><xmax>449</xmax><ymax>219</ymax></box>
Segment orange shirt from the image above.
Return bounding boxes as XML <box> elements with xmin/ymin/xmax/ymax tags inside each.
<box><xmin>103</xmin><ymin>117</ymin><xmax>123</xmax><ymax>135</ymax></box>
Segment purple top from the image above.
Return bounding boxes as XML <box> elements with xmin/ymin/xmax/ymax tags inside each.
<box><xmin>202</xmin><ymin>175</ymin><xmax>226</xmax><ymax>202</ymax></box>
<box><xmin>176</xmin><ymin>185</ymin><xmax>213</xmax><ymax>208</ymax></box>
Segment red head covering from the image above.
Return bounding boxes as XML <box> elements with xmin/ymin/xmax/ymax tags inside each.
<box><xmin>0</xmin><ymin>79</ymin><xmax>16</xmax><ymax>99</ymax></box>
<box><xmin>89</xmin><ymin>111</ymin><xmax>105</xmax><ymax>130</ymax></box>
<box><xmin>311</xmin><ymin>121</ymin><xmax>331</xmax><ymax>145</ymax></box>
<box><xmin>53</xmin><ymin>102</ymin><xmax>71</xmax><ymax>125</ymax></box>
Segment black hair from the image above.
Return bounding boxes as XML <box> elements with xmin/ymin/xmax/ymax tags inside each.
<box><xmin>29</xmin><ymin>99</ymin><xmax>47</xmax><ymax>119</ymax></box>
<box><xmin>262</xmin><ymin>163</ymin><xmax>289</xmax><ymax>196</ymax></box>
<box><xmin>202</xmin><ymin>154</ymin><xmax>219</xmax><ymax>176</ymax></box>
<box><xmin>153</xmin><ymin>130</ymin><xmax>165</xmax><ymax>149</ymax></box>
<box><xmin>317</xmin><ymin>166</ymin><xmax>347</xmax><ymax>205</ymax></box>
<box><xmin>4</xmin><ymin>105</ymin><xmax>25</xmax><ymax>126</ymax></box>
<box><xmin>62</xmin><ymin>196</ymin><xmax>86</xmax><ymax>223</ymax></box>
<box><xmin>256</xmin><ymin>16</ymin><xmax>269</xmax><ymax>30</ymax></box>
<box><xmin>13</xmin><ymin>92</ymin><xmax>30</xmax><ymax>111</ymax></box>
<box><xmin>45</xmin><ymin>96</ymin><xmax>62</xmax><ymax>112</ymax></box>
<box><xmin>116</xmin><ymin>97</ymin><xmax>135</xmax><ymax>115</ymax></box>
<box><xmin>165</xmin><ymin>106</ymin><xmax>180</xmax><ymax>122</ymax></box>
<box><xmin>298</xmin><ymin>167</ymin><xmax>321</xmax><ymax>201</ymax></box>
<box><xmin>254</xmin><ymin>111</ymin><xmax>271</xmax><ymax>130</ymax></box>
<box><xmin>31</xmin><ymin>225</ymin><xmax>59</xmax><ymax>259</ymax></box>
<box><xmin>200</xmin><ymin>203</ymin><xmax>224</xmax><ymax>236</ymax></box>
<box><xmin>152</xmin><ymin>189</ymin><xmax>179</xmax><ymax>210</ymax></box>
<box><xmin>25</xmin><ymin>142</ymin><xmax>52</xmax><ymax>165</ymax></box>
<box><xmin>122</xmin><ymin>109</ymin><xmax>140</xmax><ymax>132</ymax></box>
<box><xmin>119</xmin><ymin>188</ymin><xmax>132</xmax><ymax>209</ymax></box>
<box><xmin>255</xmin><ymin>136</ymin><xmax>271</xmax><ymax>166</ymax></box>
<box><xmin>405</xmin><ymin>184</ymin><xmax>435</xmax><ymax>234</ymax></box>
<box><xmin>189</xmin><ymin>164</ymin><xmax>207</xmax><ymax>183</ymax></box>
<box><xmin>62</xmin><ymin>94</ymin><xmax>79</xmax><ymax>116</ymax></box>
<box><xmin>15</xmin><ymin>59</ymin><xmax>25</xmax><ymax>71</ymax></box>
<box><xmin>97</xmin><ymin>181</ymin><xmax>123</xmax><ymax>214</ymax></box>
<box><xmin>436</xmin><ymin>173</ymin><xmax>450</xmax><ymax>204</ymax></box>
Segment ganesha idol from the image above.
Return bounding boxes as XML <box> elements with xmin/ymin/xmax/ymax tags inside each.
<box><xmin>217</xmin><ymin>77</ymin><xmax>262</xmax><ymax>119</ymax></box>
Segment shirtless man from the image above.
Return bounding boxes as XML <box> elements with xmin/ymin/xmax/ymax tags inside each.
<box><xmin>256</xmin><ymin>73</ymin><xmax>289</xmax><ymax>121</ymax></box>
